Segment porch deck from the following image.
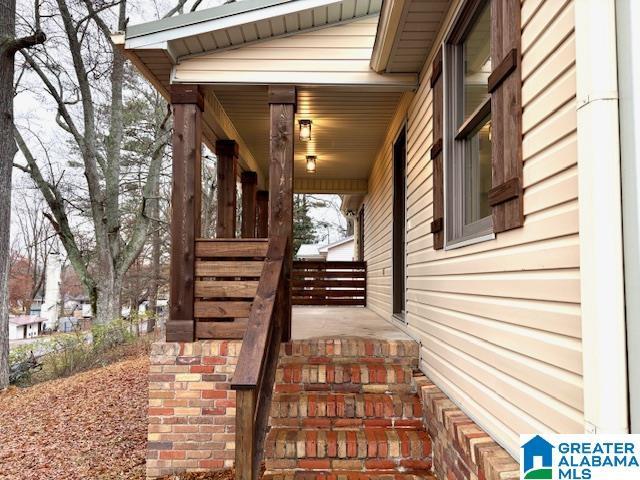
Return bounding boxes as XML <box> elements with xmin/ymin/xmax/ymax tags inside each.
<box><xmin>291</xmin><ymin>306</ymin><xmax>411</xmax><ymax>341</ymax></box>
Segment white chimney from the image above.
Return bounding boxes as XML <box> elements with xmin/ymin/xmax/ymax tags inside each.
<box><xmin>41</xmin><ymin>253</ymin><xmax>61</xmax><ymax>330</ymax></box>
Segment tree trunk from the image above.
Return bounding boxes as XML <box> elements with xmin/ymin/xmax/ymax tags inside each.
<box><xmin>95</xmin><ymin>278</ymin><xmax>122</xmax><ymax>324</ymax></box>
<box><xmin>147</xmin><ymin>179</ymin><xmax>160</xmax><ymax>333</ymax></box>
<box><xmin>0</xmin><ymin>0</ymin><xmax>19</xmax><ymax>390</ymax></box>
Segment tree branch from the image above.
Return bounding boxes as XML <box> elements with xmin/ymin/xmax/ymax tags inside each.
<box><xmin>14</xmin><ymin>127</ymin><xmax>96</xmax><ymax>295</ymax></box>
<box><xmin>116</xmin><ymin>107</ymin><xmax>171</xmax><ymax>277</ymax></box>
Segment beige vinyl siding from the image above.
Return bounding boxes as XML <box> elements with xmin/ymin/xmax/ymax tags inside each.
<box><xmin>173</xmin><ymin>16</ymin><xmax>414</xmax><ymax>86</ymax></box>
<box><xmin>363</xmin><ymin>0</ymin><xmax>581</xmax><ymax>457</ymax></box>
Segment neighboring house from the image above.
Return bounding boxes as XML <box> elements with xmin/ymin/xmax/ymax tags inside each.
<box><xmin>296</xmin><ymin>236</ymin><xmax>355</xmax><ymax>261</ymax></box>
<box><xmin>119</xmin><ymin>0</ymin><xmax>638</xmax><ymax>478</ymax></box>
<box><xmin>9</xmin><ymin>316</ymin><xmax>45</xmax><ymax>340</ymax></box>
<box><xmin>295</xmin><ymin>243</ymin><xmax>324</xmax><ymax>261</ymax></box>
<box><xmin>319</xmin><ymin>236</ymin><xmax>355</xmax><ymax>261</ymax></box>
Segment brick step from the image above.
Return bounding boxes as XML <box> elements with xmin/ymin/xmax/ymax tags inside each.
<box><xmin>275</xmin><ymin>364</ymin><xmax>415</xmax><ymax>394</ymax></box>
<box><xmin>263</xmin><ymin>470</ymin><xmax>437</xmax><ymax>480</ymax></box>
<box><xmin>281</xmin><ymin>339</ymin><xmax>419</xmax><ymax>368</ymax></box>
<box><xmin>264</xmin><ymin>427</ymin><xmax>431</xmax><ymax>468</ymax></box>
<box><xmin>270</xmin><ymin>392</ymin><xmax>423</xmax><ymax>423</ymax></box>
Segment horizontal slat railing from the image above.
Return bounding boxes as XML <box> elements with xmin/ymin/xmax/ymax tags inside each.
<box><xmin>231</xmin><ymin>236</ymin><xmax>287</xmax><ymax>480</ymax></box>
<box><xmin>291</xmin><ymin>260</ymin><xmax>367</xmax><ymax>306</ymax></box>
<box><xmin>194</xmin><ymin>239</ymin><xmax>268</xmax><ymax>340</ymax></box>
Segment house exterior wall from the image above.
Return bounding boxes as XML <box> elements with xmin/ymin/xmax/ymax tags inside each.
<box><xmin>26</xmin><ymin>323</ymin><xmax>40</xmax><ymax>338</ymax></box>
<box><xmin>9</xmin><ymin>324</ymin><xmax>24</xmax><ymax>340</ymax></box>
<box><xmin>363</xmin><ymin>0</ymin><xmax>581</xmax><ymax>457</ymax></box>
<box><xmin>173</xmin><ymin>16</ymin><xmax>410</xmax><ymax>86</ymax></box>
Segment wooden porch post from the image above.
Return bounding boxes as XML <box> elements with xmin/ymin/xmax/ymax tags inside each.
<box><xmin>268</xmin><ymin>85</ymin><xmax>295</xmax><ymax>342</ymax></box>
<box><xmin>256</xmin><ymin>191</ymin><xmax>269</xmax><ymax>238</ymax></box>
<box><xmin>215</xmin><ymin>140</ymin><xmax>238</xmax><ymax>238</ymax></box>
<box><xmin>241</xmin><ymin>171</ymin><xmax>258</xmax><ymax>238</ymax></box>
<box><xmin>168</xmin><ymin>85</ymin><xmax>203</xmax><ymax>342</ymax></box>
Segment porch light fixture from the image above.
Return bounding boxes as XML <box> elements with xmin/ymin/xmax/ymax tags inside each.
<box><xmin>306</xmin><ymin>155</ymin><xmax>317</xmax><ymax>174</ymax></box>
<box><xmin>299</xmin><ymin>119</ymin><xmax>312</xmax><ymax>141</ymax></box>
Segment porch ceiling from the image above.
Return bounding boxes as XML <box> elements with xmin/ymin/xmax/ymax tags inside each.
<box><xmin>208</xmin><ymin>84</ymin><xmax>403</xmax><ymax>187</ymax></box>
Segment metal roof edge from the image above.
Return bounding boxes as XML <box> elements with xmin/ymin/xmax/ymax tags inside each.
<box><xmin>127</xmin><ymin>0</ymin><xmax>294</xmax><ymax>39</ymax></box>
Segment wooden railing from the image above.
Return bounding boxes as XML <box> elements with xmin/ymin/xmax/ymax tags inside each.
<box><xmin>194</xmin><ymin>239</ymin><xmax>269</xmax><ymax>339</ymax></box>
<box><xmin>230</xmin><ymin>235</ymin><xmax>288</xmax><ymax>480</ymax></box>
<box><xmin>291</xmin><ymin>261</ymin><xmax>367</xmax><ymax>306</ymax></box>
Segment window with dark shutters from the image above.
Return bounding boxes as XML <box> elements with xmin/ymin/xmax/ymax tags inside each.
<box><xmin>430</xmin><ymin>0</ymin><xmax>524</xmax><ymax>251</ymax></box>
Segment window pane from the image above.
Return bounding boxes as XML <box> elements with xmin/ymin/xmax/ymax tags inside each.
<box><xmin>464</xmin><ymin>118</ymin><xmax>492</xmax><ymax>224</ymax></box>
<box><xmin>463</xmin><ymin>2</ymin><xmax>491</xmax><ymax>119</ymax></box>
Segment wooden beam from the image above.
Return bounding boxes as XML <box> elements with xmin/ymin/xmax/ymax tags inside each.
<box><xmin>293</xmin><ymin>178</ymin><xmax>368</xmax><ymax>194</ymax></box>
<box><xmin>235</xmin><ymin>389</ymin><xmax>256</xmax><ymax>480</ymax></box>
<box><xmin>256</xmin><ymin>191</ymin><xmax>269</xmax><ymax>238</ymax></box>
<box><xmin>241</xmin><ymin>171</ymin><xmax>258</xmax><ymax>238</ymax></box>
<box><xmin>215</xmin><ymin>140</ymin><xmax>238</xmax><ymax>238</ymax></box>
<box><xmin>268</xmin><ymin>85</ymin><xmax>295</xmax><ymax>342</ymax></box>
<box><xmin>168</xmin><ymin>86</ymin><xmax>202</xmax><ymax>342</ymax></box>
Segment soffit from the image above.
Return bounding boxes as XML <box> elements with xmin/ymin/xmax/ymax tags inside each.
<box><xmin>384</xmin><ymin>0</ymin><xmax>451</xmax><ymax>73</ymax></box>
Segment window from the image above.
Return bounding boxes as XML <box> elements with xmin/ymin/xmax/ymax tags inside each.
<box><xmin>445</xmin><ymin>0</ymin><xmax>494</xmax><ymax>246</ymax></box>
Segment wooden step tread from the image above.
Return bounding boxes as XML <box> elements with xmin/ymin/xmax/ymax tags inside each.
<box><xmin>270</xmin><ymin>392</ymin><xmax>423</xmax><ymax>422</ymax></box>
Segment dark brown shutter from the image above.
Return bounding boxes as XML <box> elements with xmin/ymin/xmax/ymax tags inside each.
<box><xmin>488</xmin><ymin>0</ymin><xmax>523</xmax><ymax>232</ymax></box>
<box><xmin>430</xmin><ymin>48</ymin><xmax>444</xmax><ymax>250</ymax></box>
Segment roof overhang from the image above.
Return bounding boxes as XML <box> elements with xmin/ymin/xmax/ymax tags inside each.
<box><xmin>124</xmin><ymin>0</ymin><xmax>381</xmax><ymax>60</ymax></box>
<box><xmin>371</xmin><ymin>0</ymin><xmax>451</xmax><ymax>74</ymax></box>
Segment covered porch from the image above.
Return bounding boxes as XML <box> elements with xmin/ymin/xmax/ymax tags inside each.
<box><xmin>117</xmin><ymin>0</ymin><xmax>447</xmax><ymax>478</ymax></box>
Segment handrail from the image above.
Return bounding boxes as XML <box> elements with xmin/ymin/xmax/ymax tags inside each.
<box><xmin>231</xmin><ymin>235</ymin><xmax>288</xmax><ymax>480</ymax></box>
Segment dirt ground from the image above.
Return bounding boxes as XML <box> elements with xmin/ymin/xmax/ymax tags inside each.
<box><xmin>0</xmin><ymin>355</ymin><xmax>149</xmax><ymax>480</ymax></box>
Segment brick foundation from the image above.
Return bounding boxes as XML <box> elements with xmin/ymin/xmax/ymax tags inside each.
<box><xmin>414</xmin><ymin>375</ymin><xmax>519</xmax><ymax>480</ymax></box>
<box><xmin>146</xmin><ymin>340</ymin><xmax>242</xmax><ymax>479</ymax></box>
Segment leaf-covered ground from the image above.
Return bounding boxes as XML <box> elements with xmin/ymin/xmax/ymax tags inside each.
<box><xmin>0</xmin><ymin>355</ymin><xmax>149</xmax><ymax>480</ymax></box>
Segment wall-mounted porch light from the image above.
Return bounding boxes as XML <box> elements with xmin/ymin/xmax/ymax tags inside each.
<box><xmin>299</xmin><ymin>119</ymin><xmax>312</xmax><ymax>141</ymax></box>
<box><xmin>306</xmin><ymin>155</ymin><xmax>317</xmax><ymax>174</ymax></box>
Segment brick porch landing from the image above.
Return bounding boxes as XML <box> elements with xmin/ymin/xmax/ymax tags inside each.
<box><xmin>292</xmin><ymin>307</ymin><xmax>412</xmax><ymax>341</ymax></box>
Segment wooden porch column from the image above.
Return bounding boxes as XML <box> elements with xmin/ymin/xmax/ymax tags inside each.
<box><xmin>215</xmin><ymin>140</ymin><xmax>238</xmax><ymax>238</ymax></box>
<box><xmin>168</xmin><ymin>85</ymin><xmax>203</xmax><ymax>342</ymax></box>
<box><xmin>268</xmin><ymin>85</ymin><xmax>296</xmax><ymax>341</ymax></box>
<box><xmin>256</xmin><ymin>190</ymin><xmax>269</xmax><ymax>238</ymax></box>
<box><xmin>240</xmin><ymin>171</ymin><xmax>258</xmax><ymax>238</ymax></box>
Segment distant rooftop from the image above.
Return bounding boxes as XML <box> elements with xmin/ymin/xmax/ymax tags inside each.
<box><xmin>9</xmin><ymin>316</ymin><xmax>46</xmax><ymax>326</ymax></box>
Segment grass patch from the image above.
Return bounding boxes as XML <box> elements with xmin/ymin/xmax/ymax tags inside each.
<box><xmin>10</xmin><ymin>319</ymin><xmax>154</xmax><ymax>386</ymax></box>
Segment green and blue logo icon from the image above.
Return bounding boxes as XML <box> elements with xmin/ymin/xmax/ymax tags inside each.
<box><xmin>522</xmin><ymin>435</ymin><xmax>555</xmax><ymax>479</ymax></box>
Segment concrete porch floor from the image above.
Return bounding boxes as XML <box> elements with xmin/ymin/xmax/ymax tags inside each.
<box><xmin>291</xmin><ymin>306</ymin><xmax>412</xmax><ymax>340</ymax></box>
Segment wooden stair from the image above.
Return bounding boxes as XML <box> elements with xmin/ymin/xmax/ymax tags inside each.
<box><xmin>262</xmin><ymin>338</ymin><xmax>434</xmax><ymax>479</ymax></box>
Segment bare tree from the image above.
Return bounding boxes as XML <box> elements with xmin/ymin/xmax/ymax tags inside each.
<box><xmin>201</xmin><ymin>154</ymin><xmax>218</xmax><ymax>238</ymax></box>
<box><xmin>1</xmin><ymin>0</ymin><xmax>46</xmax><ymax>389</ymax></box>
<box><xmin>12</xmin><ymin>0</ymin><xmax>179</xmax><ymax>324</ymax></box>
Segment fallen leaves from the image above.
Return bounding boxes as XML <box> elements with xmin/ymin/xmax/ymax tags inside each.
<box><xmin>0</xmin><ymin>354</ymin><xmax>150</xmax><ymax>480</ymax></box>
<box><xmin>158</xmin><ymin>470</ymin><xmax>235</xmax><ymax>480</ymax></box>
